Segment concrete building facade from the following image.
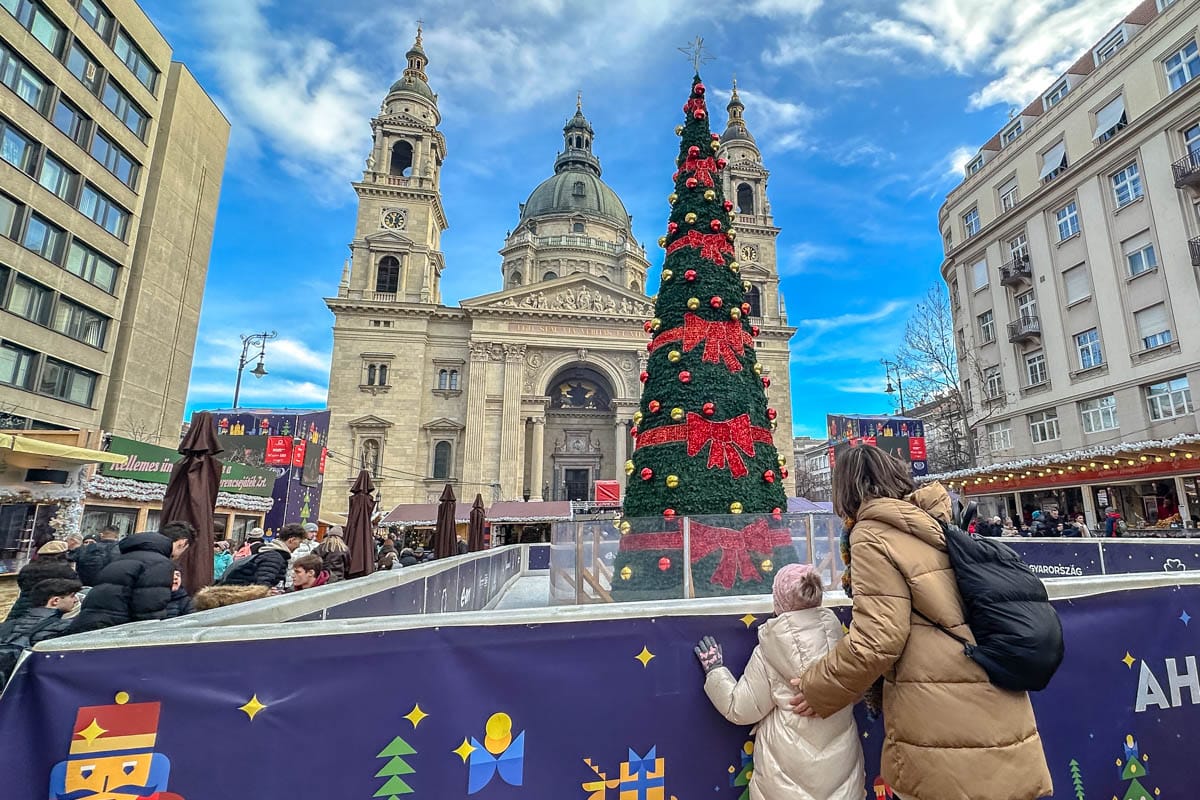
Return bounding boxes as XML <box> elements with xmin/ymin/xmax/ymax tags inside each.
<box><xmin>323</xmin><ymin>33</ymin><xmax>796</xmax><ymax>509</ymax></box>
<box><xmin>941</xmin><ymin>0</ymin><xmax>1200</xmax><ymax>469</ymax></box>
<box><xmin>0</xmin><ymin>0</ymin><xmax>228</xmax><ymax>442</ymax></box>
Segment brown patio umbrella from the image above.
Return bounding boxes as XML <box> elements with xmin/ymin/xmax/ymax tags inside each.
<box><xmin>468</xmin><ymin>493</ymin><xmax>486</xmax><ymax>552</ymax></box>
<box><xmin>345</xmin><ymin>469</ymin><xmax>376</xmax><ymax>578</ymax></box>
<box><xmin>432</xmin><ymin>483</ymin><xmax>457</xmax><ymax>559</ymax></box>
<box><xmin>161</xmin><ymin>411</ymin><xmax>222</xmax><ymax>593</ymax></box>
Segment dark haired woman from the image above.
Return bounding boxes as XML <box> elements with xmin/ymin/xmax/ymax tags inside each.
<box><xmin>789</xmin><ymin>445</ymin><xmax>1051</xmax><ymax>800</ymax></box>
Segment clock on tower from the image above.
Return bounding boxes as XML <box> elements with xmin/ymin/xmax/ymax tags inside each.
<box><xmin>382</xmin><ymin>209</ymin><xmax>407</xmax><ymax>230</ymax></box>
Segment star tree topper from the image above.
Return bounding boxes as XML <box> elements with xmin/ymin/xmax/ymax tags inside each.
<box><xmin>678</xmin><ymin>36</ymin><xmax>716</xmax><ymax>72</ymax></box>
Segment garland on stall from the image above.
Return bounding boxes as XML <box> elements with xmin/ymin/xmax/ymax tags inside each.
<box><xmin>86</xmin><ymin>474</ymin><xmax>275</xmax><ymax>513</ymax></box>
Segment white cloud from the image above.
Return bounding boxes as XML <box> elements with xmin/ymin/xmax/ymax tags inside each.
<box><xmin>710</xmin><ymin>86</ymin><xmax>818</xmax><ymax>153</ymax></box>
<box><xmin>780</xmin><ymin>242</ymin><xmax>849</xmax><ymax>276</ymax></box>
<box><xmin>907</xmin><ymin>144</ymin><xmax>975</xmax><ymax>198</ymax></box>
<box><xmin>745</xmin><ymin>0</ymin><xmax>824</xmax><ymax>19</ymax></box>
<box><xmin>187</xmin><ymin>379</ymin><xmax>329</xmax><ymax>406</ymax></box>
<box><xmin>194</xmin><ymin>335</ymin><xmax>330</xmax><ymax>376</ymax></box>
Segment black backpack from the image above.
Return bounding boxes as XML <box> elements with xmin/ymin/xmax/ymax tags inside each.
<box><xmin>919</xmin><ymin>506</ymin><xmax>1064</xmax><ymax>692</ymax></box>
<box><xmin>217</xmin><ymin>553</ymin><xmax>261</xmax><ymax>585</ymax></box>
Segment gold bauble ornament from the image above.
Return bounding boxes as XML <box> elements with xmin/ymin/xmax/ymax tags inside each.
<box><xmin>761</xmin><ymin>559</ymin><xmax>774</xmax><ymax>573</ymax></box>
<box><xmin>620</xmin><ymin>565</ymin><xmax>632</xmax><ymax>580</ymax></box>
<box><xmin>704</xmin><ymin>189</ymin><xmax>716</xmax><ymax>201</ymax></box>
<box><xmin>624</xmin><ymin>460</ymin><xmax>635</xmax><ymax>476</ymax></box>
<box><xmin>668</xmin><ymin>350</ymin><xmax>681</xmax><ymax>363</ymax></box>
<box><xmin>670</xmin><ymin>407</ymin><xmax>684</xmax><ymax>421</ymax></box>
<box><xmin>657</xmin><ymin>236</ymin><xmax>667</xmax><ymax>248</ymax></box>
<box><xmin>668</xmin><ymin>193</ymin><xmax>678</xmax><ymax>204</ymax></box>
<box><xmin>619</xmin><ymin>521</ymin><xmax>632</xmax><ymax>535</ymax></box>
<box><xmin>778</xmin><ymin>456</ymin><xmax>787</xmax><ymax>467</ymax></box>
<box><xmin>730</xmin><ymin>262</ymin><xmax>740</xmax><ymax>273</ymax></box>
<box><xmin>753</xmin><ymin>363</ymin><xmax>763</xmax><ymax>376</ymax></box>
<box><xmin>650</xmin><ymin>317</ymin><xmax>662</xmax><ymax>330</ymax></box>
<box><xmin>665</xmin><ymin>475</ymin><xmax>680</xmax><ymax>489</ymax></box>
<box><xmin>684</xmin><ymin>212</ymin><xmax>697</xmax><ymax>223</ymax></box>
<box><xmin>742</xmin><ymin>280</ymin><xmax>752</xmax><ymax>291</ymax></box>
<box><xmin>687</xmin><ymin>297</ymin><xmax>700</xmax><ymax>310</ymax></box>
<box><xmin>632</xmin><ymin>411</ymin><xmax>643</xmax><ymax>425</ymax></box>
<box><xmin>730</xmin><ymin>501</ymin><xmax>744</xmax><ymax>514</ymax></box>
<box><xmin>674</xmin><ymin>125</ymin><xmax>684</xmax><ymax>135</ymax></box>
<box><xmin>662</xmin><ymin>269</ymin><xmax>673</xmax><ymax>282</ymax></box>
<box><xmin>727</xmin><ymin>229</ymin><xmax>737</xmax><ymax>241</ymax></box>
<box><xmin>730</xmin><ymin>309</ymin><xmax>741</xmax><ymax>320</ymax></box>
<box><xmin>710</xmin><ymin>140</ymin><xmax>721</xmax><ymax>151</ymax></box>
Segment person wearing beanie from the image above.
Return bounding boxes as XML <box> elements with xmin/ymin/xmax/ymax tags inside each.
<box><xmin>4</xmin><ymin>540</ymin><xmax>78</xmax><ymax>622</ymax></box>
<box><xmin>694</xmin><ymin>564</ymin><xmax>865</xmax><ymax>799</ymax></box>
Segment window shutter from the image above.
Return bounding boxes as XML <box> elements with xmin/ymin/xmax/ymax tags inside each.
<box><xmin>1039</xmin><ymin>141</ymin><xmax>1067</xmax><ymax>179</ymax></box>
<box><xmin>1063</xmin><ymin>266</ymin><xmax>1090</xmax><ymax>304</ymax></box>
<box><xmin>1092</xmin><ymin>95</ymin><xmax>1126</xmax><ymax>140</ymax></box>
<box><xmin>1135</xmin><ymin>304</ymin><xmax>1168</xmax><ymax>340</ymax></box>
<box><xmin>972</xmin><ymin>259</ymin><xmax>988</xmax><ymax>289</ymax></box>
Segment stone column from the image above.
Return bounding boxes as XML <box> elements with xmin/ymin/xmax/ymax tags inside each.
<box><xmin>529</xmin><ymin>417</ymin><xmax>546</xmax><ymax>501</ymax></box>
<box><xmin>462</xmin><ymin>342</ymin><xmax>490</xmax><ymax>491</ymax></box>
<box><xmin>499</xmin><ymin>344</ymin><xmax>526</xmax><ymax>499</ymax></box>
<box><xmin>614</xmin><ymin>420</ymin><xmax>628</xmax><ymax>490</ymax></box>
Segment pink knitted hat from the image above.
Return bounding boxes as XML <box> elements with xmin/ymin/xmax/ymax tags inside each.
<box><xmin>772</xmin><ymin>563</ymin><xmax>822</xmax><ymax>614</ymax></box>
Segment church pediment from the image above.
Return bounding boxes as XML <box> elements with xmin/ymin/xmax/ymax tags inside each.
<box><xmin>462</xmin><ymin>274</ymin><xmax>655</xmax><ymax>318</ymax></box>
<box><xmin>421</xmin><ymin>417</ymin><xmax>465</xmax><ymax>431</ymax></box>
<box><xmin>364</xmin><ymin>230</ymin><xmax>415</xmax><ymax>247</ymax></box>
<box><xmin>348</xmin><ymin>415</ymin><xmax>393</xmax><ymax>429</ymax></box>
<box><xmin>376</xmin><ymin>111</ymin><xmax>435</xmax><ymax>131</ymax></box>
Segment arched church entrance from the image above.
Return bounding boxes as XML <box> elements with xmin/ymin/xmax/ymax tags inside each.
<box><xmin>543</xmin><ymin>366</ymin><xmax>616</xmax><ymax>501</ymax></box>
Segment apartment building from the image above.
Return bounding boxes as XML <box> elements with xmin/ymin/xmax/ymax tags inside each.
<box><xmin>792</xmin><ymin>436</ymin><xmax>831</xmax><ymax>501</ymax></box>
<box><xmin>0</xmin><ymin>0</ymin><xmax>228</xmax><ymax>442</ymax></box>
<box><xmin>938</xmin><ymin>0</ymin><xmax>1200</xmax><ymax>527</ymax></box>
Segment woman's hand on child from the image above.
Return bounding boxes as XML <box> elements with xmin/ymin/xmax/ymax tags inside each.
<box><xmin>788</xmin><ymin>680</ymin><xmax>818</xmax><ymax>717</ymax></box>
<box><xmin>693</xmin><ymin>636</ymin><xmax>724</xmax><ymax>673</ymax></box>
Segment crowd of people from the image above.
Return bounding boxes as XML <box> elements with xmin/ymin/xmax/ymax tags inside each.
<box><xmin>966</xmin><ymin>505</ymin><xmax>1132</xmax><ymax>538</ymax></box>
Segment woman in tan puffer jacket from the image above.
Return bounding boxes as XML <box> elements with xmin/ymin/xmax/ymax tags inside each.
<box><xmin>791</xmin><ymin>446</ymin><xmax>1052</xmax><ymax>800</ymax></box>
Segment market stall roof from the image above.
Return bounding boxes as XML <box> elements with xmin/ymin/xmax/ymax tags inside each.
<box><xmin>87</xmin><ymin>474</ymin><xmax>275</xmax><ymax>513</ymax></box>
<box><xmin>923</xmin><ymin>433</ymin><xmax>1200</xmax><ymax>494</ymax></box>
<box><xmin>487</xmin><ymin>501</ymin><xmax>572</xmax><ymax>523</ymax></box>
<box><xmin>787</xmin><ymin>497</ymin><xmax>828</xmax><ymax>514</ymax></box>
<box><xmin>0</xmin><ymin>432</ymin><xmax>128</xmax><ymax>466</ymax></box>
<box><xmin>382</xmin><ymin>502</ymin><xmax>470</xmax><ymax>526</ymax></box>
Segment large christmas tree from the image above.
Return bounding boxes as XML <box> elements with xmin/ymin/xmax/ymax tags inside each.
<box><xmin>612</xmin><ymin>71</ymin><xmax>796</xmax><ymax>601</ymax></box>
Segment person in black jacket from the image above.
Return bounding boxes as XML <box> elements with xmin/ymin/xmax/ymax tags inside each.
<box><xmin>222</xmin><ymin>524</ymin><xmax>304</xmax><ymax>588</ymax></box>
<box><xmin>68</xmin><ymin>522</ymin><xmax>195</xmax><ymax>634</ymax></box>
<box><xmin>5</xmin><ymin>541</ymin><xmax>78</xmax><ymax>621</ymax></box>
<box><xmin>0</xmin><ymin>577</ymin><xmax>82</xmax><ymax>644</ymax></box>
<box><xmin>74</xmin><ymin>526</ymin><xmax>122</xmax><ymax>587</ymax></box>
<box><xmin>162</xmin><ymin>570</ymin><xmax>195</xmax><ymax>618</ymax></box>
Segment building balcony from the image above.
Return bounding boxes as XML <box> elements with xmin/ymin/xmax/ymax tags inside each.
<box><xmin>1007</xmin><ymin>314</ymin><xmax>1041</xmax><ymax>343</ymax></box>
<box><xmin>372</xmin><ymin>292</ymin><xmax>397</xmax><ymax>302</ymax></box>
<box><xmin>1190</xmin><ymin>237</ymin><xmax>1200</xmax><ymax>267</ymax></box>
<box><xmin>999</xmin><ymin>253</ymin><xmax>1031</xmax><ymax>286</ymax></box>
<box><xmin>1172</xmin><ymin>152</ymin><xmax>1200</xmax><ymax>190</ymax></box>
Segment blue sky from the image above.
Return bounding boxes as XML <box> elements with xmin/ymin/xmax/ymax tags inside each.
<box><xmin>150</xmin><ymin>0</ymin><xmax>1138</xmax><ymax>440</ymax></box>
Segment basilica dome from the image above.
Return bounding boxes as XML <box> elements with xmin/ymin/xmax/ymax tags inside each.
<box><xmin>520</xmin><ymin>170</ymin><xmax>631</xmax><ymax>228</ymax></box>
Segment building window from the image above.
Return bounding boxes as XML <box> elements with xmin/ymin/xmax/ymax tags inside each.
<box><xmin>965</xmin><ymin>156</ymin><xmax>983</xmax><ymax>176</ymax></box>
<box><xmin>984</xmin><ymin>366</ymin><xmax>1003</xmax><ymax>399</ymax></box>
<box><xmin>1029</xmin><ymin>410</ymin><xmax>1061</xmax><ymax>443</ymax></box>
<box><xmin>1123</xmin><ymin>234</ymin><xmax>1158</xmax><ymax>277</ymax></box>
<box><xmin>1008</xmin><ymin>232</ymin><xmax>1028</xmax><ymax>261</ymax></box>
<box><xmin>1146</xmin><ymin>377</ymin><xmax>1193</xmax><ymax>421</ymax></box>
<box><xmin>65</xmin><ymin>241</ymin><xmax>117</xmax><ymax>292</ymax></box>
<box><xmin>38</xmin><ymin>153</ymin><xmax>77</xmax><ymax>202</ymax></box>
<box><xmin>5</xmin><ymin>274</ymin><xmax>52</xmax><ymax>325</ymax></box>
<box><xmin>1186</xmin><ymin>122</ymin><xmax>1200</xmax><ymax>165</ymax></box>
<box><xmin>1094</xmin><ymin>28</ymin><xmax>1126</xmax><ymax>65</ymax></box>
<box><xmin>543</xmin><ymin>271</ymin><xmax>557</xmax><ymax>281</ymax></box>
<box><xmin>100</xmin><ymin>80</ymin><xmax>148</xmax><ymax>139</ymax></box>
<box><xmin>437</xmin><ymin>368</ymin><xmax>448</xmax><ymax>389</ymax></box>
<box><xmin>508</xmin><ymin>270</ymin><xmax>522</xmax><ymax>288</ymax></box>
<box><xmin>0</xmin><ymin>41</ymin><xmax>50</xmax><ymax>111</ymax></box>
<box><xmin>360</xmin><ymin>439</ymin><xmax>380</xmax><ymax>477</ymax></box>
<box><xmin>51</xmin><ymin>298</ymin><xmax>107</xmax><ymax>348</ymax></box>
<box><xmin>736</xmin><ymin>183</ymin><xmax>754</xmax><ymax>213</ymax></box>
<box><xmin>0</xmin><ymin>120</ymin><xmax>37</xmax><ymax>175</ymax></box>
<box><xmin>376</xmin><ymin>256</ymin><xmax>400</xmax><ymax>294</ymax></box>
<box><xmin>962</xmin><ymin>208</ymin><xmax>980</xmax><ymax>238</ymax></box>
<box><xmin>971</xmin><ymin>258</ymin><xmax>988</xmax><ymax>290</ymax></box>
<box><xmin>1040</xmin><ymin>141</ymin><xmax>1068</xmax><ymax>183</ymax></box>
<box><xmin>1025</xmin><ymin>351</ymin><xmax>1048</xmax><ymax>387</ymax></box>
<box><xmin>1080</xmin><ymin>395</ymin><xmax>1118</xmax><ymax>433</ymax></box>
<box><xmin>0</xmin><ymin>339</ymin><xmax>35</xmax><ymax>389</ymax></box>
<box><xmin>1016</xmin><ymin>289</ymin><xmax>1037</xmax><ymax>320</ymax></box>
<box><xmin>998</xmin><ymin>177</ymin><xmax>1019</xmax><ymax>212</ymax></box>
<box><xmin>77</xmin><ymin>0</ymin><xmax>113</xmax><ymax>40</ymax></box>
<box><xmin>449</xmin><ymin>369</ymin><xmax>459</xmax><ymax>390</ymax></box>
<box><xmin>1055</xmin><ymin>201</ymin><xmax>1080</xmax><ymax>240</ymax></box>
<box><xmin>1001</xmin><ymin>119</ymin><xmax>1022</xmax><ymax>146</ymax></box>
<box><xmin>572</xmin><ymin>222</ymin><xmax>585</xmax><ymax>233</ymax></box>
<box><xmin>432</xmin><ymin>441</ymin><xmax>452</xmax><ymax>479</ymax></box>
<box><xmin>1063</xmin><ymin>264</ymin><xmax>1090</xmax><ymax>305</ymax></box>
<box><xmin>1093</xmin><ymin>95</ymin><xmax>1127</xmax><ymax>143</ymax></box>
<box><xmin>743</xmin><ymin>285</ymin><xmax>761</xmax><ymax>317</ymax></box>
<box><xmin>79</xmin><ymin>184</ymin><xmax>129</xmax><ymax>239</ymax></box>
<box><xmin>571</xmin><ymin>180</ymin><xmax>585</xmax><ymax>197</ymax></box>
<box><xmin>0</xmin><ymin>192</ymin><xmax>18</xmax><ymax>237</ymax></box>
<box><xmin>943</xmin><ymin>231</ymin><xmax>952</xmax><ymax>252</ymax></box>
<box><xmin>1044</xmin><ymin>78</ymin><xmax>1070</xmax><ymax>109</ymax></box>
<box><xmin>22</xmin><ymin>213</ymin><xmax>64</xmax><ymax>262</ymax></box>
<box><xmin>1134</xmin><ymin>303</ymin><xmax>1172</xmax><ymax>350</ymax></box>
<box><xmin>1075</xmin><ymin>328</ymin><xmax>1102</xmax><ymax>369</ymax></box>
<box><xmin>378</xmin><ymin>364</ymin><xmax>388</xmax><ymax>385</ymax></box>
<box><xmin>986</xmin><ymin>420</ymin><xmax>1012</xmax><ymax>451</ymax></box>
<box><xmin>956</xmin><ymin>328</ymin><xmax>966</xmax><ymax>353</ymax></box>
<box><xmin>977</xmin><ymin>310</ymin><xmax>995</xmax><ymax>344</ymax></box>
<box><xmin>51</xmin><ymin>97</ymin><xmax>89</xmax><ymax>145</ymax></box>
<box><xmin>38</xmin><ymin>357</ymin><xmax>96</xmax><ymax>405</ymax></box>
<box><xmin>1157</xmin><ymin>0</ymin><xmax>1178</xmax><ymax>9</ymax></box>
<box><xmin>3</xmin><ymin>0</ymin><xmax>65</xmax><ymax>57</ymax></box>
<box><xmin>1111</xmin><ymin>162</ymin><xmax>1143</xmax><ymax>208</ymax></box>
<box><xmin>366</xmin><ymin>364</ymin><xmax>376</xmax><ymax>385</ymax></box>
<box><xmin>390</xmin><ymin>140</ymin><xmax>413</xmax><ymax>177</ymax></box>
<box><xmin>1165</xmin><ymin>40</ymin><xmax>1200</xmax><ymax>93</ymax></box>
<box><xmin>113</xmin><ymin>30</ymin><xmax>158</xmax><ymax>92</ymax></box>
<box><xmin>950</xmin><ymin>277</ymin><xmax>960</xmax><ymax>311</ymax></box>
<box><xmin>90</xmin><ymin>130</ymin><xmax>138</xmax><ymax>188</ymax></box>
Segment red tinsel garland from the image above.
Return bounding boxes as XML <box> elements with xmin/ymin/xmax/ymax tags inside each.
<box><xmin>672</xmin><ymin>155</ymin><xmax>718</xmax><ymax>187</ymax></box>
<box><xmin>635</xmin><ymin>412</ymin><xmax>773</xmax><ymax>478</ymax></box>
<box><xmin>649</xmin><ymin>313</ymin><xmax>753</xmax><ymax>372</ymax></box>
<box><xmin>664</xmin><ymin>230</ymin><xmax>735</xmax><ymax>265</ymax></box>
<box><xmin>621</xmin><ymin>518</ymin><xmax>792</xmax><ymax>589</ymax></box>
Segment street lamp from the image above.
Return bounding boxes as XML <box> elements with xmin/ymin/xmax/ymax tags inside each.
<box><xmin>881</xmin><ymin>358</ymin><xmax>907</xmax><ymax>414</ymax></box>
<box><xmin>233</xmin><ymin>331</ymin><xmax>277</xmax><ymax>409</ymax></box>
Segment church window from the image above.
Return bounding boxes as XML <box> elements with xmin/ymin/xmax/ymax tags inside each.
<box><xmin>438</xmin><ymin>369</ymin><xmax>448</xmax><ymax>390</ymax></box>
<box><xmin>572</xmin><ymin>180</ymin><xmax>585</xmax><ymax>197</ymax></box>
<box><xmin>367</xmin><ymin>365</ymin><xmax>377</xmax><ymax>385</ymax></box>
<box><xmin>572</xmin><ymin>222</ymin><xmax>585</xmax><ymax>233</ymax></box>
<box><xmin>389</xmin><ymin>140</ymin><xmax>413</xmax><ymax>177</ymax></box>
<box><xmin>432</xmin><ymin>441</ymin><xmax>452</xmax><ymax>479</ymax></box>
<box><xmin>550</xmin><ymin>377</ymin><xmax>611</xmax><ymax>410</ymax></box>
<box><xmin>361</xmin><ymin>439</ymin><xmax>380</xmax><ymax>478</ymax></box>
<box><xmin>743</xmin><ymin>285</ymin><xmax>762</xmax><ymax>317</ymax></box>
<box><xmin>449</xmin><ymin>370</ymin><xmax>459</xmax><ymax>390</ymax></box>
<box><xmin>737</xmin><ymin>183</ymin><xmax>755</xmax><ymax>214</ymax></box>
<box><xmin>376</xmin><ymin>256</ymin><xmax>401</xmax><ymax>294</ymax></box>
<box><xmin>630</xmin><ymin>279</ymin><xmax>640</xmax><ymax>292</ymax></box>
<box><xmin>378</xmin><ymin>364</ymin><xmax>388</xmax><ymax>385</ymax></box>
<box><xmin>510</xmin><ymin>270</ymin><xmax>523</xmax><ymax>288</ymax></box>
<box><xmin>544</xmin><ymin>271</ymin><xmax>558</xmax><ymax>281</ymax></box>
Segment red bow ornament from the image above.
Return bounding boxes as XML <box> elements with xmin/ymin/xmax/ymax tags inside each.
<box><xmin>687</xmin><ymin>412</ymin><xmax>757</xmax><ymax>478</ymax></box>
<box><xmin>665</xmin><ymin>230</ymin><xmax>734</xmax><ymax>265</ymax></box>
<box><xmin>682</xmin><ymin>314</ymin><xmax>753</xmax><ymax>371</ymax></box>
<box><xmin>672</xmin><ymin>155</ymin><xmax>718</xmax><ymax>187</ymax></box>
<box><xmin>691</xmin><ymin>518</ymin><xmax>791</xmax><ymax>589</ymax></box>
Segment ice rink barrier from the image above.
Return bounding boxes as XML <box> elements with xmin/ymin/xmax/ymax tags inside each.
<box><xmin>1</xmin><ymin>548</ymin><xmax>1197</xmax><ymax>798</ymax></box>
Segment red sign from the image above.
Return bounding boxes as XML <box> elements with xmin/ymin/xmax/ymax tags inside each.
<box><xmin>909</xmin><ymin>437</ymin><xmax>928</xmax><ymax>461</ymax></box>
<box><xmin>319</xmin><ymin>447</ymin><xmax>328</xmax><ymax>475</ymax></box>
<box><xmin>264</xmin><ymin>436</ymin><xmax>293</xmax><ymax>466</ymax></box>
<box><xmin>594</xmin><ymin>480</ymin><xmax>620</xmax><ymax>505</ymax></box>
<box><xmin>291</xmin><ymin>439</ymin><xmax>307</xmax><ymax>468</ymax></box>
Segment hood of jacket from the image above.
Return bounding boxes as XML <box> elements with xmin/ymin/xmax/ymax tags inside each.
<box><xmin>756</xmin><ymin>608</ymin><xmax>840</xmax><ymax>679</ymax></box>
<box><xmin>855</xmin><ymin>482</ymin><xmax>951</xmax><ymax>551</ymax></box>
<box><xmin>118</xmin><ymin>532</ymin><xmax>173</xmax><ymax>558</ymax></box>
<box><xmin>262</xmin><ymin>539</ymin><xmax>293</xmax><ymax>557</ymax></box>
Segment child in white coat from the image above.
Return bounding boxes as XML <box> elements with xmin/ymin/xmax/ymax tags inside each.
<box><xmin>696</xmin><ymin>564</ymin><xmax>865</xmax><ymax>800</ymax></box>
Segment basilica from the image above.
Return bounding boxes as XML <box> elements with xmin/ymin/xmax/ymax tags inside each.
<box><xmin>322</xmin><ymin>30</ymin><xmax>796</xmax><ymax>508</ymax></box>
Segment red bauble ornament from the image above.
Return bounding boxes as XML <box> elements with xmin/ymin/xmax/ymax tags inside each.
<box><xmin>741</xmin><ymin>302</ymin><xmax>751</xmax><ymax>315</ymax></box>
<box><xmin>646</xmin><ymin>341</ymin><xmax>653</xmax><ymax>351</ymax></box>
<box><xmin>640</xmin><ymin>467</ymin><xmax>654</xmax><ymax>481</ymax></box>
<box><xmin>709</xmin><ymin>296</ymin><xmax>723</xmax><ymax>309</ymax></box>
<box><xmin>687</xmin><ymin>145</ymin><xmax>700</xmax><ymax>157</ymax></box>
<box><xmin>639</xmin><ymin>371</ymin><xmax>649</xmax><ymax>383</ymax></box>
<box><xmin>762</xmin><ymin>376</ymin><xmax>771</xmax><ymax>388</ymax></box>
<box><xmin>710</xmin><ymin>132</ymin><xmax>720</xmax><ymax>141</ymax></box>
<box><xmin>686</xmin><ymin>177</ymin><xmax>698</xmax><ymax>188</ymax></box>
<box><xmin>717</xmin><ymin>157</ymin><xmax>728</xmax><ymax>169</ymax></box>
<box><xmin>630</xmin><ymin>427</ymin><xmax>638</xmax><ymax>438</ymax></box>
<box><xmin>772</xmin><ymin>507</ymin><xmax>783</xmax><ymax>519</ymax></box>
<box><xmin>767</xmin><ymin>408</ymin><xmax>778</xmax><ymax>420</ymax></box>
<box><xmin>702</xmin><ymin>402</ymin><xmax>715</xmax><ymax>416</ymax></box>
<box><xmin>751</xmin><ymin>325</ymin><xmax>760</xmax><ymax>337</ymax></box>
<box><xmin>679</xmin><ymin>371</ymin><xmax>692</xmax><ymax>384</ymax></box>
<box><xmin>663</xmin><ymin>508</ymin><xmax>676</xmax><ymax>519</ymax></box>
<box><xmin>782</xmin><ymin>468</ymin><xmax>790</xmax><ymax>479</ymax></box>
<box><xmin>643</xmin><ymin>320</ymin><xmax>653</xmax><ymax>333</ymax></box>
<box><xmin>648</xmin><ymin>400</ymin><xmax>661</xmax><ymax>413</ymax></box>
<box><xmin>723</xmin><ymin>200</ymin><xmax>733</xmax><ymax>211</ymax></box>
<box><xmin>694</xmin><ymin>109</ymin><xmax>706</xmax><ymax>120</ymax></box>
<box><xmin>684</xmin><ymin>269</ymin><xmax>697</xmax><ymax>281</ymax></box>
<box><xmin>764</xmin><ymin>470</ymin><xmax>776</xmax><ymax>483</ymax></box>
<box><xmin>667</xmin><ymin>221</ymin><xmax>678</xmax><ymax>234</ymax></box>
<box><xmin>695</xmin><ymin>83</ymin><xmax>706</xmax><ymax>95</ymax></box>
<box><xmin>658</xmin><ymin>556</ymin><xmax>672</xmax><ymax>571</ymax></box>
<box><xmin>710</xmin><ymin>219</ymin><xmax>722</xmax><ymax>232</ymax></box>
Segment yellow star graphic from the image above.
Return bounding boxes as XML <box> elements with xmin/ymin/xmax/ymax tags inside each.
<box><xmin>238</xmin><ymin>695</ymin><xmax>267</xmax><ymax>721</ymax></box>
<box><xmin>1122</xmin><ymin>652</ymin><xmax>1136</xmax><ymax>669</ymax></box>
<box><xmin>78</xmin><ymin>719</ymin><xmax>107</xmax><ymax>742</ymax></box>
<box><xmin>635</xmin><ymin>646</ymin><xmax>656</xmax><ymax>668</ymax></box>
<box><xmin>404</xmin><ymin>703</ymin><xmax>428</xmax><ymax>728</ymax></box>
<box><xmin>740</xmin><ymin>614</ymin><xmax>757</xmax><ymax>628</ymax></box>
<box><xmin>452</xmin><ymin>737</ymin><xmax>477</xmax><ymax>762</ymax></box>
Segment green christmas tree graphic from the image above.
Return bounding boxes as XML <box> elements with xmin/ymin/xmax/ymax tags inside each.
<box><xmin>374</xmin><ymin>736</ymin><xmax>417</xmax><ymax>797</ymax></box>
<box><xmin>1117</xmin><ymin>734</ymin><xmax>1155</xmax><ymax>800</ymax></box>
<box><xmin>1068</xmin><ymin>758</ymin><xmax>1084</xmax><ymax>800</ymax></box>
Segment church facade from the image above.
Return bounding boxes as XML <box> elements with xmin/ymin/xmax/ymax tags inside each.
<box><xmin>322</xmin><ymin>31</ymin><xmax>797</xmax><ymax>509</ymax></box>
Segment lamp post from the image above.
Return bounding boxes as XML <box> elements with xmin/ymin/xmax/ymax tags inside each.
<box><xmin>881</xmin><ymin>358</ymin><xmax>907</xmax><ymax>414</ymax></box>
<box><xmin>233</xmin><ymin>331</ymin><xmax>277</xmax><ymax>409</ymax></box>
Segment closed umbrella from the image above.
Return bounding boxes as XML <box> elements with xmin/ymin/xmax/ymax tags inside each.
<box><xmin>433</xmin><ymin>483</ymin><xmax>457</xmax><ymax>559</ymax></box>
<box><xmin>468</xmin><ymin>493</ymin><xmax>486</xmax><ymax>552</ymax></box>
<box><xmin>161</xmin><ymin>411</ymin><xmax>222</xmax><ymax>593</ymax></box>
<box><xmin>346</xmin><ymin>469</ymin><xmax>376</xmax><ymax>578</ymax></box>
